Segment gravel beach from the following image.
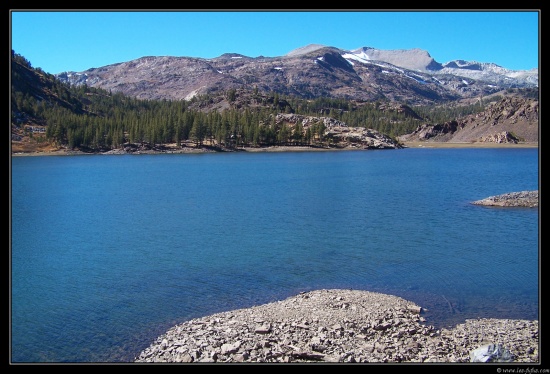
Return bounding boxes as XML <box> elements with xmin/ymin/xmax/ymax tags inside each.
<box><xmin>135</xmin><ymin>289</ymin><xmax>539</xmax><ymax>364</ymax></box>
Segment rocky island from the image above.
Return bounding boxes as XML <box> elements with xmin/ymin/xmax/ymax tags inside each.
<box><xmin>134</xmin><ymin>289</ymin><xmax>539</xmax><ymax>363</ymax></box>
<box><xmin>472</xmin><ymin>190</ymin><xmax>539</xmax><ymax>208</ymax></box>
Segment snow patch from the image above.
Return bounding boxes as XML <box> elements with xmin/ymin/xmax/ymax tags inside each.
<box><xmin>406</xmin><ymin>73</ymin><xmax>427</xmax><ymax>84</ymax></box>
<box><xmin>342</xmin><ymin>53</ymin><xmax>370</xmax><ymax>64</ymax></box>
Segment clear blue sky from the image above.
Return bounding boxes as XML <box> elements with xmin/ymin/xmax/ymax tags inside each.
<box><xmin>10</xmin><ymin>10</ymin><xmax>540</xmax><ymax>74</ymax></box>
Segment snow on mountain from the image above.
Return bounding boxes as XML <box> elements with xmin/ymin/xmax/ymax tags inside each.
<box><xmin>438</xmin><ymin>61</ymin><xmax>538</xmax><ymax>87</ymax></box>
<box><xmin>343</xmin><ymin>47</ymin><xmax>538</xmax><ymax>88</ymax></box>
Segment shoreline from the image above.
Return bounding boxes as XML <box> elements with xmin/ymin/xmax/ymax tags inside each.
<box><xmin>10</xmin><ymin>141</ymin><xmax>539</xmax><ymax>157</ymax></box>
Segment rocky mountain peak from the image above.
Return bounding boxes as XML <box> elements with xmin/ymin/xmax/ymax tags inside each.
<box><xmin>350</xmin><ymin>46</ymin><xmax>442</xmax><ymax>72</ymax></box>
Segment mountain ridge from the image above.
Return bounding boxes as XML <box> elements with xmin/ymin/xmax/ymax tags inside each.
<box><xmin>55</xmin><ymin>44</ymin><xmax>538</xmax><ymax>105</ymax></box>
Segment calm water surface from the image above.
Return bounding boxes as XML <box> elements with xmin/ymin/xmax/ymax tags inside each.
<box><xmin>11</xmin><ymin>148</ymin><xmax>539</xmax><ymax>362</ymax></box>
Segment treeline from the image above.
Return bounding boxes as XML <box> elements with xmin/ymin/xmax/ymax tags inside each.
<box><xmin>12</xmin><ymin>51</ymin><xmax>491</xmax><ymax>151</ymax></box>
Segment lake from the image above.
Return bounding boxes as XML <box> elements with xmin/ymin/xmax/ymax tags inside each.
<box><xmin>10</xmin><ymin>148</ymin><xmax>539</xmax><ymax>362</ymax></box>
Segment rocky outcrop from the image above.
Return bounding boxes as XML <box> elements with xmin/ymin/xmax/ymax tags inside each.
<box><xmin>134</xmin><ymin>289</ymin><xmax>538</xmax><ymax>363</ymax></box>
<box><xmin>274</xmin><ymin>114</ymin><xmax>402</xmax><ymax>149</ymax></box>
<box><xmin>472</xmin><ymin>190</ymin><xmax>538</xmax><ymax>207</ymax></box>
<box><xmin>398</xmin><ymin>121</ymin><xmax>463</xmax><ymax>142</ymax></box>
<box><xmin>478</xmin><ymin>131</ymin><xmax>519</xmax><ymax>144</ymax></box>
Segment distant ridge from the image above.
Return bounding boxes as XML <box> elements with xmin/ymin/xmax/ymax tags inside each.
<box><xmin>54</xmin><ymin>43</ymin><xmax>538</xmax><ymax>104</ymax></box>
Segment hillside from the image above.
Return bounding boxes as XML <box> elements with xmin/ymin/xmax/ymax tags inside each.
<box><xmin>398</xmin><ymin>97</ymin><xmax>539</xmax><ymax>144</ymax></box>
<box><xmin>11</xmin><ymin>52</ymin><xmax>89</xmax><ymax>153</ymax></box>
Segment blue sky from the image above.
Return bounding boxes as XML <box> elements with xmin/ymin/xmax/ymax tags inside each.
<box><xmin>10</xmin><ymin>10</ymin><xmax>540</xmax><ymax>74</ymax></box>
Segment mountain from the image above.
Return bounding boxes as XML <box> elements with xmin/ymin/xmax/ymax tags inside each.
<box><xmin>56</xmin><ymin>44</ymin><xmax>538</xmax><ymax>106</ymax></box>
<box><xmin>11</xmin><ymin>49</ymin><xmax>538</xmax><ymax>155</ymax></box>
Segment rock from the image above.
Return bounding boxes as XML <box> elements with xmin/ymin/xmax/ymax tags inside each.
<box><xmin>134</xmin><ymin>289</ymin><xmax>539</xmax><ymax>363</ymax></box>
<box><xmin>471</xmin><ymin>190</ymin><xmax>538</xmax><ymax>207</ymax></box>
<box><xmin>478</xmin><ymin>131</ymin><xmax>519</xmax><ymax>144</ymax></box>
<box><xmin>470</xmin><ymin>343</ymin><xmax>514</xmax><ymax>362</ymax></box>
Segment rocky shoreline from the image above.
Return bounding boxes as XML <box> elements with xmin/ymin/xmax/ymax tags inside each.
<box><xmin>134</xmin><ymin>289</ymin><xmax>539</xmax><ymax>364</ymax></box>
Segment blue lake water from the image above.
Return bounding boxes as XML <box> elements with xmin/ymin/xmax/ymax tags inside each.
<box><xmin>10</xmin><ymin>148</ymin><xmax>539</xmax><ymax>363</ymax></box>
